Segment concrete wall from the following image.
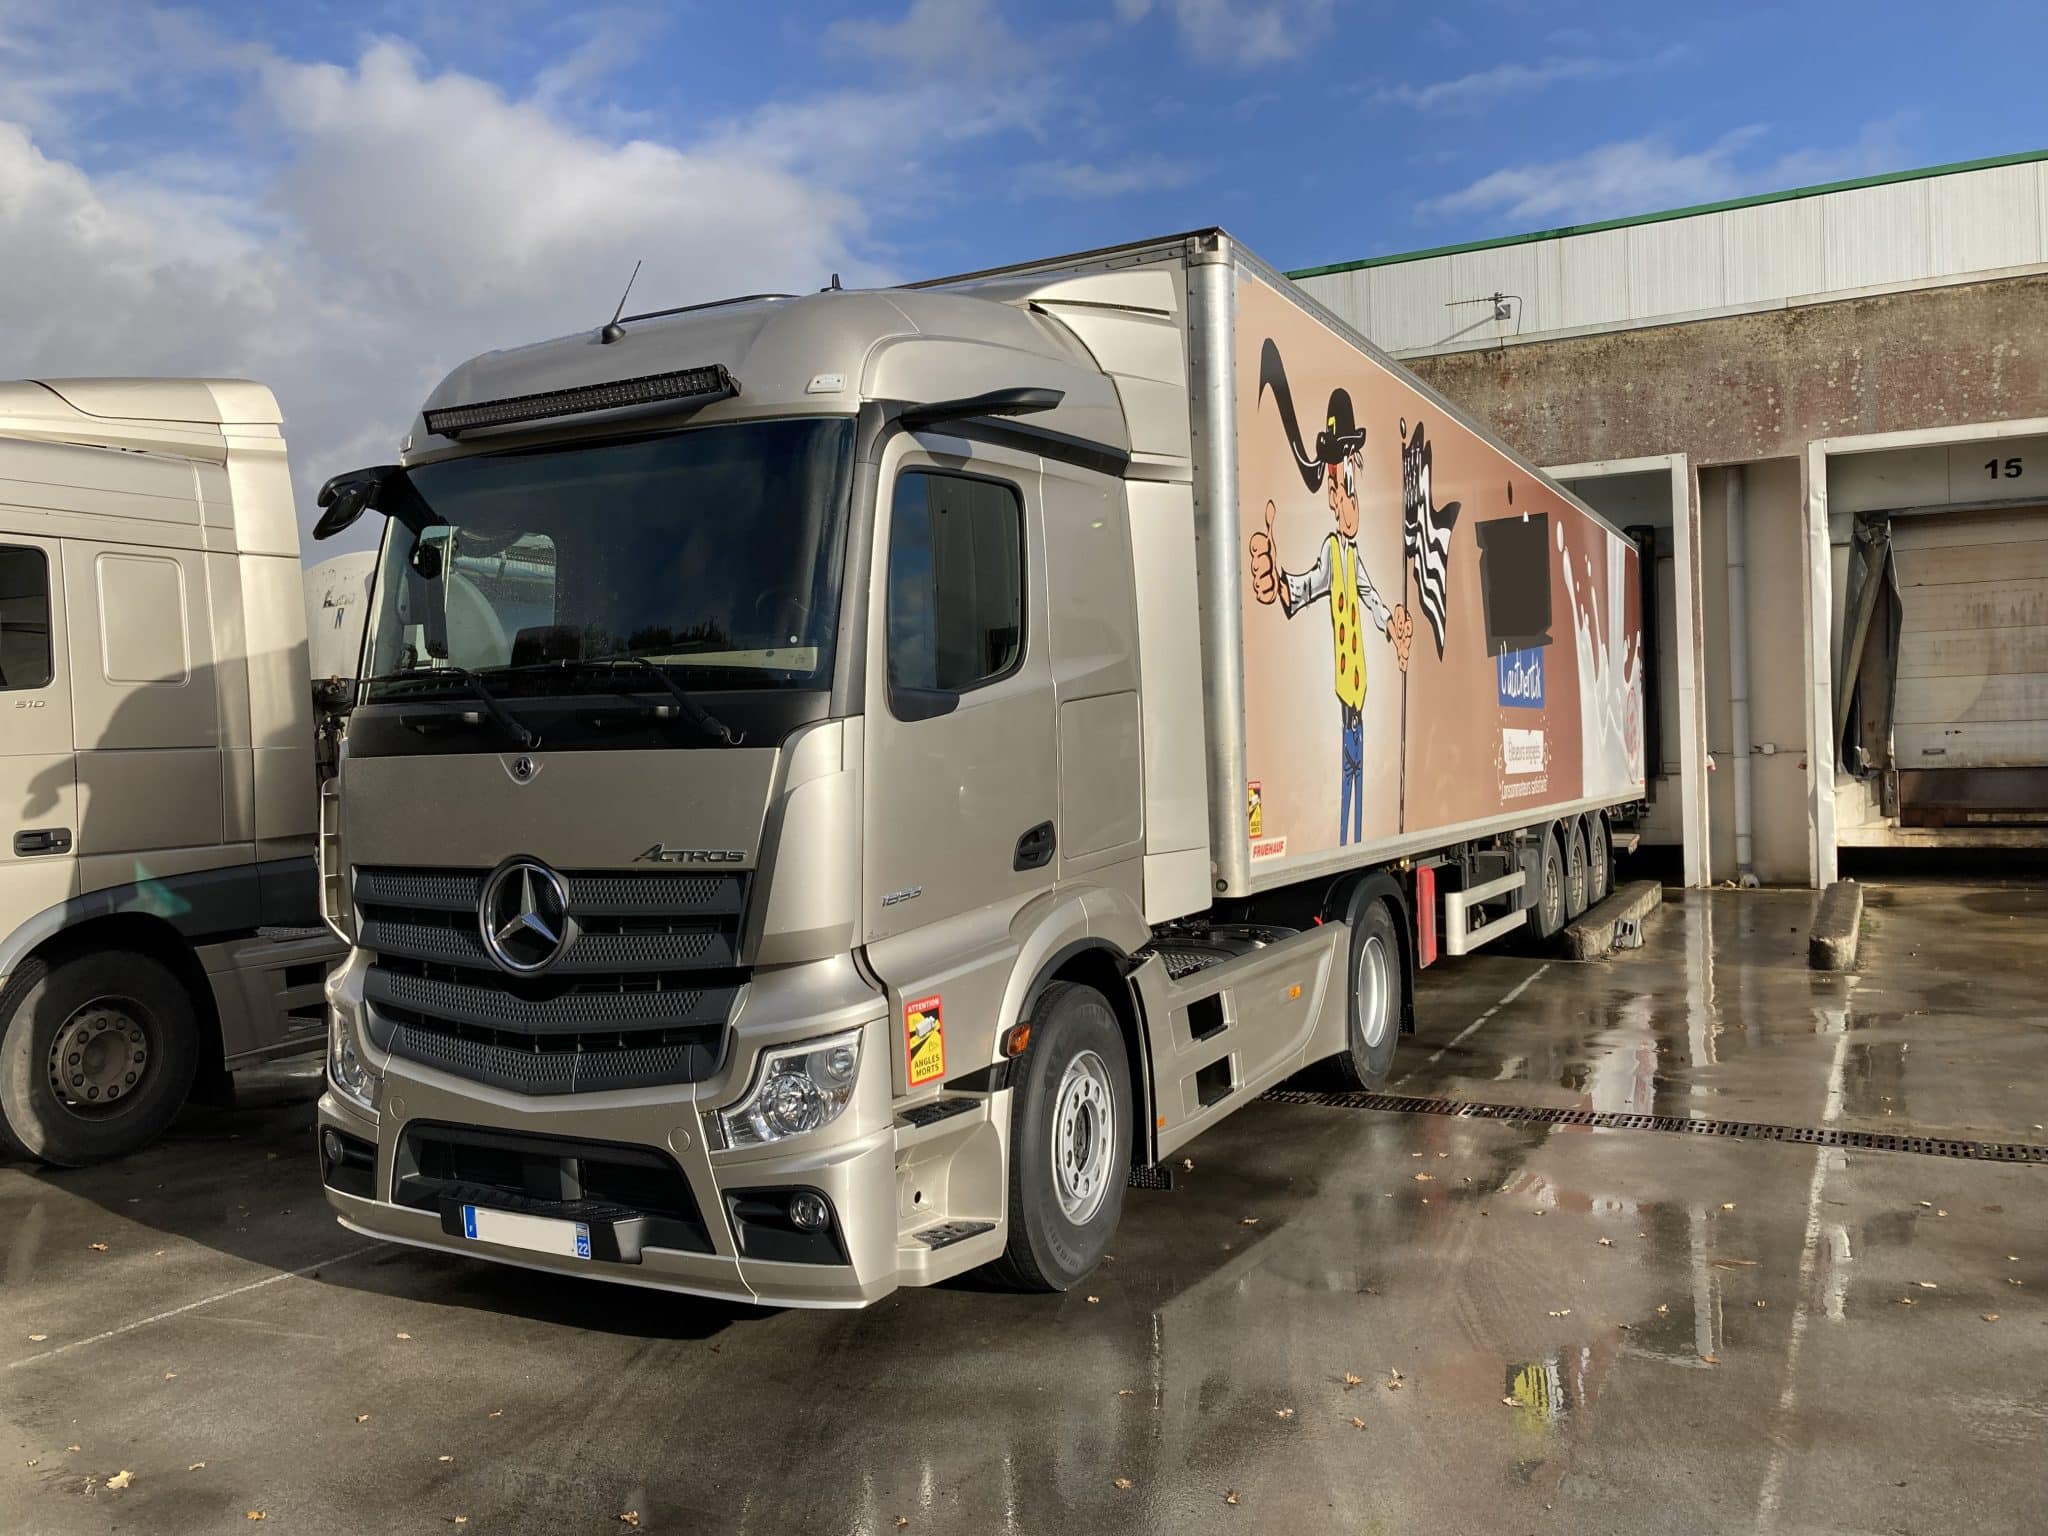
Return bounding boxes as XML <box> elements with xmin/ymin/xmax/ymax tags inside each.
<box><xmin>1403</xmin><ymin>274</ymin><xmax>2048</xmax><ymax>471</ymax></box>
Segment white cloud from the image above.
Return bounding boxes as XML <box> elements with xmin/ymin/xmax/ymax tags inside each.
<box><xmin>1113</xmin><ymin>0</ymin><xmax>1334</xmax><ymax>66</ymax></box>
<box><xmin>1421</xmin><ymin>123</ymin><xmax>1906</xmax><ymax>227</ymax></box>
<box><xmin>1375</xmin><ymin>48</ymin><xmax>1685</xmax><ymax>114</ymax></box>
<box><xmin>0</xmin><ymin>22</ymin><xmax>1041</xmax><ymax>546</ymax></box>
<box><xmin>1019</xmin><ymin>154</ymin><xmax>1196</xmax><ymax>198</ymax></box>
<box><xmin>827</xmin><ymin>0</ymin><xmax>1028</xmax><ymax>76</ymax></box>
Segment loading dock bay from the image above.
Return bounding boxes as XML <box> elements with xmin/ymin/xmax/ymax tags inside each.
<box><xmin>5</xmin><ymin>882</ymin><xmax>2044</xmax><ymax>1535</ymax></box>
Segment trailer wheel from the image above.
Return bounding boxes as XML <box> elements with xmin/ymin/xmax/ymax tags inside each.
<box><xmin>0</xmin><ymin>949</ymin><xmax>200</xmax><ymax>1167</ymax></box>
<box><xmin>1531</xmin><ymin>830</ymin><xmax>1568</xmax><ymax>941</ymax></box>
<box><xmin>986</xmin><ymin>981</ymin><xmax>1132</xmax><ymax>1293</ymax></box>
<box><xmin>1326</xmin><ymin>894</ymin><xmax>1404</xmax><ymax>1091</ymax></box>
<box><xmin>1564</xmin><ymin>820</ymin><xmax>1590</xmax><ymax>920</ymax></box>
<box><xmin>1586</xmin><ymin>814</ymin><xmax>1611</xmax><ymax>906</ymax></box>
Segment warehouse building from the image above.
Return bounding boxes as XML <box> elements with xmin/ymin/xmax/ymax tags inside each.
<box><xmin>1291</xmin><ymin>149</ymin><xmax>2048</xmax><ymax>888</ymax></box>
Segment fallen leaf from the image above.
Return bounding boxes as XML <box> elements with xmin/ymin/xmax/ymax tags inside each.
<box><xmin>1936</xmin><ymin>1209</ymin><xmax>1948</xmax><ymax>1217</ymax></box>
<box><xmin>1896</xmin><ymin>1296</ymin><xmax>1918</xmax><ymax>1306</ymax></box>
<box><xmin>66</xmin><ymin>1446</ymin><xmax>80</xmax><ymax>1454</ymax></box>
<box><xmin>164</xmin><ymin>1372</ymin><xmax>178</xmax><ymax>1381</ymax></box>
<box><xmin>355</xmin><ymin>1415</ymin><xmax>370</xmax><ymax>1425</ymax></box>
<box><xmin>1721</xmin><ymin>1203</ymin><xmax>1735</xmax><ymax>1211</ymax></box>
<box><xmin>1274</xmin><ymin>1407</ymin><xmax>1294</xmax><ymax>1419</ymax></box>
<box><xmin>1501</xmin><ymin>1396</ymin><xmax>1517</xmax><ymax>1406</ymax></box>
<box><xmin>1916</xmin><ymin>1281</ymin><xmax>1938</xmax><ymax>1290</ymax></box>
<box><xmin>1086</xmin><ymin>1296</ymin><xmax>1100</xmax><ymax>1304</ymax></box>
<box><xmin>1118</xmin><ymin>1388</ymin><xmax>1135</xmax><ymax>1397</ymax></box>
<box><xmin>488</xmin><ymin>1410</ymin><xmax>502</xmax><ymax>1418</ymax></box>
<box><xmin>1616</xmin><ymin>1322</ymin><xmax>1633</xmax><ymax>1331</ymax></box>
<box><xmin>26</xmin><ymin>1459</ymin><xmax>39</xmax><ymax>1468</ymax></box>
<box><xmin>451</xmin><ymin>1519</ymin><xmax>468</xmax><ymax>1528</ymax></box>
<box><xmin>1224</xmin><ymin>1490</ymin><xmax>1241</xmax><ymax>1505</ymax></box>
<box><xmin>893</xmin><ymin>1520</ymin><xmax>908</xmax><ymax>1531</ymax></box>
<box><xmin>1548</xmin><ymin>1309</ymin><xmax>1572</xmax><ymax>1317</ymax></box>
<box><xmin>1348</xmin><ymin>1416</ymin><xmax>1366</xmax><ymax>1430</ymax></box>
<box><xmin>2008</xmin><ymin>1277</ymin><xmax>2024</xmax><ymax>1286</ymax></box>
<box><xmin>1182</xmin><ymin>1158</ymin><xmax>1194</xmax><ymax>1171</ymax></box>
<box><xmin>1385</xmin><ymin>1369</ymin><xmax>1405</xmax><ymax>1390</ymax></box>
<box><xmin>2010</xmin><ymin>1256</ymin><xmax>2021</xmax><ymax>1262</ymax></box>
<box><xmin>189</xmin><ymin>1463</ymin><xmax>206</xmax><ymax>1472</ymax></box>
<box><xmin>27</xmin><ymin>1334</ymin><xmax>46</xmax><ymax>1342</ymax></box>
<box><xmin>89</xmin><ymin>1243</ymin><xmax>109</xmax><ymax>1253</ymax></box>
<box><xmin>1240</xmin><ymin>1217</ymin><xmax>1260</xmax><ymax>1226</ymax></box>
<box><xmin>1755</xmin><ymin>1300</ymin><xmax>1767</xmax><ymax>1308</ymax></box>
<box><xmin>1597</xmin><ymin>1238</ymin><xmax>1613</xmax><ymax>1247</ymax></box>
<box><xmin>1983</xmin><ymin>1313</ymin><xmax>2001</xmax><ymax>1323</ymax></box>
<box><xmin>247</xmin><ymin>1514</ymin><xmax>268</xmax><ymax>1523</ymax></box>
<box><xmin>1699</xmin><ymin>1353</ymin><xmax>1720</xmax><ymax>1365</ymax></box>
<box><xmin>1112</xmin><ymin>1477</ymin><xmax>1134</xmax><ymax>1491</ymax></box>
<box><xmin>396</xmin><ymin>1332</ymin><xmax>413</xmax><ymax>1341</ymax></box>
<box><xmin>620</xmin><ymin>1515</ymin><xmax>642</xmax><ymax>1529</ymax></box>
<box><xmin>1918</xmin><ymin>1201</ymin><xmax>1933</xmax><ymax>1208</ymax></box>
<box><xmin>439</xmin><ymin>1455</ymin><xmax>455</xmax><ymax>1463</ymax></box>
<box><xmin>1414</xmin><ymin>1172</ymin><xmax>1434</xmax><ymax>1182</ymax></box>
<box><xmin>1342</xmin><ymin>1372</ymin><xmax>1362</xmax><ymax>1389</ymax></box>
<box><xmin>1655</xmin><ymin>1304</ymin><xmax>1670</xmax><ymax>1316</ymax></box>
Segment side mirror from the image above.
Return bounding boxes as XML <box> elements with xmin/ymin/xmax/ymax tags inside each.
<box><xmin>313</xmin><ymin>466</ymin><xmax>396</xmax><ymax>541</ymax></box>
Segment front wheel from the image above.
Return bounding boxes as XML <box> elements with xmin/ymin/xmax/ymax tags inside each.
<box><xmin>1325</xmin><ymin>893</ymin><xmax>1404</xmax><ymax>1091</ymax></box>
<box><xmin>0</xmin><ymin>949</ymin><xmax>200</xmax><ymax>1166</ymax></box>
<box><xmin>986</xmin><ymin>982</ymin><xmax>1132</xmax><ymax>1292</ymax></box>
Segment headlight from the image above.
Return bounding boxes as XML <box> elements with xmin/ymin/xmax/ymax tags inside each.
<box><xmin>718</xmin><ymin>1028</ymin><xmax>862</xmax><ymax>1148</ymax></box>
<box><xmin>328</xmin><ymin>1008</ymin><xmax>382</xmax><ymax>1113</ymax></box>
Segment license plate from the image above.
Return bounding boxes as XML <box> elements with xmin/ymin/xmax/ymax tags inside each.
<box><xmin>461</xmin><ymin>1205</ymin><xmax>591</xmax><ymax>1260</ymax></box>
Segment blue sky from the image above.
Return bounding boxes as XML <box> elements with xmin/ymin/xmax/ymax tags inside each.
<box><xmin>2</xmin><ymin>1</ymin><xmax>2043</xmax><ymax>533</ymax></box>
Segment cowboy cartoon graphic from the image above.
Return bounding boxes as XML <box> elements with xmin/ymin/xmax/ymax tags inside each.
<box><xmin>1249</xmin><ymin>339</ymin><xmax>1413</xmax><ymax>845</ymax></box>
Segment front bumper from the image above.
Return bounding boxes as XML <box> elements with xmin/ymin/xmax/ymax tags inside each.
<box><xmin>317</xmin><ymin>955</ymin><xmax>912</xmax><ymax>1309</ymax></box>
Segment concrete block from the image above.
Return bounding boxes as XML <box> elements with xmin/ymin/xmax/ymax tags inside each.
<box><xmin>1808</xmin><ymin>880</ymin><xmax>1864</xmax><ymax>970</ymax></box>
<box><xmin>1561</xmin><ymin>880</ymin><xmax>1664</xmax><ymax>961</ymax></box>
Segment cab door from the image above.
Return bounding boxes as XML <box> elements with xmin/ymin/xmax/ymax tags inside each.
<box><xmin>861</xmin><ymin>434</ymin><xmax>1058</xmax><ymax>1094</ymax></box>
<box><xmin>1</xmin><ymin>535</ymin><xmax>80</xmax><ymax>924</ymax></box>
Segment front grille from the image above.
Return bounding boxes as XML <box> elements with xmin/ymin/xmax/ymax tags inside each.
<box><xmin>393</xmin><ymin>1121</ymin><xmax>712</xmax><ymax>1256</ymax></box>
<box><xmin>356</xmin><ymin>864</ymin><xmax>746</xmax><ymax>1095</ymax></box>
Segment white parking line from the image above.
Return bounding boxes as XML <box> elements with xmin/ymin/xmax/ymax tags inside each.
<box><xmin>5</xmin><ymin>1240</ymin><xmax>391</xmax><ymax>1371</ymax></box>
<box><xmin>1394</xmin><ymin>962</ymin><xmax>1551</xmax><ymax>1086</ymax></box>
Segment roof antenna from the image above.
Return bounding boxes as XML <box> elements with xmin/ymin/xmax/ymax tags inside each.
<box><xmin>599</xmin><ymin>259</ymin><xmax>643</xmax><ymax>345</ymax></box>
<box><xmin>822</xmin><ymin>273</ymin><xmax>842</xmax><ymax>292</ymax></box>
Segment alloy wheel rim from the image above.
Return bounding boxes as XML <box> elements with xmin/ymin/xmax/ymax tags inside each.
<box><xmin>1050</xmin><ymin>1050</ymin><xmax>1115</xmax><ymax>1225</ymax></box>
<box><xmin>47</xmin><ymin>1000</ymin><xmax>150</xmax><ymax>1114</ymax></box>
<box><xmin>1357</xmin><ymin>932</ymin><xmax>1393</xmax><ymax>1048</ymax></box>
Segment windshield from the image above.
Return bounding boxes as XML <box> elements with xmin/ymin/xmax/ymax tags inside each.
<box><xmin>361</xmin><ymin>417</ymin><xmax>854</xmax><ymax>702</ymax></box>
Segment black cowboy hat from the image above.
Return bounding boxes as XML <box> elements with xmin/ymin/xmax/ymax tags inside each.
<box><xmin>1313</xmin><ymin>389</ymin><xmax>1367</xmax><ymax>463</ymax></box>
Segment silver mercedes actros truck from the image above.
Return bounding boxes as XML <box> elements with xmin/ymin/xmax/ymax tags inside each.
<box><xmin>313</xmin><ymin>231</ymin><xmax>1646</xmax><ymax>1306</ymax></box>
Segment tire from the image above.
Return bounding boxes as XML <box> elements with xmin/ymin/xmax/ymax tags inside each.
<box><xmin>0</xmin><ymin>949</ymin><xmax>200</xmax><ymax>1167</ymax></box>
<box><xmin>1564</xmin><ymin>820</ymin><xmax>1590</xmax><ymax>920</ymax></box>
<box><xmin>1586</xmin><ymin>814</ymin><xmax>1611</xmax><ymax>906</ymax></box>
<box><xmin>1530</xmin><ymin>830</ymin><xmax>1568</xmax><ymax>941</ymax></box>
<box><xmin>986</xmin><ymin>981</ymin><xmax>1132</xmax><ymax>1293</ymax></box>
<box><xmin>1325</xmin><ymin>894</ymin><xmax>1404</xmax><ymax>1091</ymax></box>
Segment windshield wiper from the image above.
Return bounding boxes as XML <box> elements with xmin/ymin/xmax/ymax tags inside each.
<box><xmin>601</xmin><ymin>655</ymin><xmax>744</xmax><ymax>746</ymax></box>
<box><xmin>379</xmin><ymin>664</ymin><xmax>541</xmax><ymax>750</ymax></box>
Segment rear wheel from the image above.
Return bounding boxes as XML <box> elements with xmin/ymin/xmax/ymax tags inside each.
<box><xmin>1326</xmin><ymin>893</ymin><xmax>1404</xmax><ymax>1091</ymax></box>
<box><xmin>987</xmin><ymin>981</ymin><xmax>1132</xmax><ymax>1292</ymax></box>
<box><xmin>1564</xmin><ymin>820</ymin><xmax>1590</xmax><ymax>919</ymax></box>
<box><xmin>1586</xmin><ymin>814</ymin><xmax>1611</xmax><ymax>906</ymax></box>
<box><xmin>1530</xmin><ymin>831</ymin><xmax>1568</xmax><ymax>941</ymax></box>
<box><xmin>0</xmin><ymin>949</ymin><xmax>200</xmax><ymax>1167</ymax></box>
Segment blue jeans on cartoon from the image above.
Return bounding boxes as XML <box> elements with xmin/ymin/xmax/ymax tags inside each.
<box><xmin>1338</xmin><ymin>703</ymin><xmax>1364</xmax><ymax>845</ymax></box>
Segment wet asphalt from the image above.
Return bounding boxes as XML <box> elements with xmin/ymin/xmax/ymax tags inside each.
<box><xmin>3</xmin><ymin>882</ymin><xmax>2045</xmax><ymax>1535</ymax></box>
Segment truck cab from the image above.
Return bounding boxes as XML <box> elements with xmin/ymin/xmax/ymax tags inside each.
<box><xmin>0</xmin><ymin>379</ymin><xmax>342</xmax><ymax>1165</ymax></box>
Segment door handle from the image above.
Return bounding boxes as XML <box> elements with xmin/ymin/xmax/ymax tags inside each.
<box><xmin>13</xmin><ymin>828</ymin><xmax>72</xmax><ymax>857</ymax></box>
<box><xmin>1013</xmin><ymin>821</ymin><xmax>1056</xmax><ymax>872</ymax></box>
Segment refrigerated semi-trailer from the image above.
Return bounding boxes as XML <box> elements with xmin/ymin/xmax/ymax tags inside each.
<box><xmin>311</xmin><ymin>230</ymin><xmax>1644</xmax><ymax>1304</ymax></box>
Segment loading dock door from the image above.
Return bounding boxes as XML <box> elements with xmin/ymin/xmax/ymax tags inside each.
<box><xmin>1892</xmin><ymin>506</ymin><xmax>2048</xmax><ymax>770</ymax></box>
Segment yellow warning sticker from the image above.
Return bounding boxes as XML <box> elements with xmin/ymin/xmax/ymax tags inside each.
<box><xmin>905</xmin><ymin>994</ymin><xmax>946</xmax><ymax>1086</ymax></box>
<box><xmin>1247</xmin><ymin>780</ymin><xmax>1264</xmax><ymax>838</ymax></box>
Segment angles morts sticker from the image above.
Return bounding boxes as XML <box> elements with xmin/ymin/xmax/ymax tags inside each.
<box><xmin>905</xmin><ymin>995</ymin><xmax>946</xmax><ymax>1087</ymax></box>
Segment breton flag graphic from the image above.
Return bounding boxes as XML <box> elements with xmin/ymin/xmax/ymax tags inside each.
<box><xmin>1401</xmin><ymin>420</ymin><xmax>1460</xmax><ymax>658</ymax></box>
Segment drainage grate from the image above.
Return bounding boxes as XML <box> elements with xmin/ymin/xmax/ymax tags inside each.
<box><xmin>1260</xmin><ymin>1089</ymin><xmax>2048</xmax><ymax>1164</ymax></box>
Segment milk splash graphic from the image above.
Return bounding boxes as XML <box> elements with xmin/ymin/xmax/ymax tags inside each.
<box><xmin>1559</xmin><ymin>522</ymin><xmax>1644</xmax><ymax>795</ymax></box>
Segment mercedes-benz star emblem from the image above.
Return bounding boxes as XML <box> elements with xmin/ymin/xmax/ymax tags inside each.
<box><xmin>510</xmin><ymin>755</ymin><xmax>536</xmax><ymax>782</ymax></box>
<box><xmin>479</xmin><ymin>858</ymin><xmax>573</xmax><ymax>974</ymax></box>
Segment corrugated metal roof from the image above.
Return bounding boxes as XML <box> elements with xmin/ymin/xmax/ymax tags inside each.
<box><xmin>1286</xmin><ymin>149</ymin><xmax>2048</xmax><ymax>280</ymax></box>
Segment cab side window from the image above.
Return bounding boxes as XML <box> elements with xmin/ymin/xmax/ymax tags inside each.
<box><xmin>0</xmin><ymin>544</ymin><xmax>53</xmax><ymax>691</ymax></box>
<box><xmin>886</xmin><ymin>472</ymin><xmax>1024</xmax><ymax>707</ymax></box>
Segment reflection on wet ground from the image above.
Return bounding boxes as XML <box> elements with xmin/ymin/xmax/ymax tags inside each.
<box><xmin>2</xmin><ymin>886</ymin><xmax>2044</xmax><ymax>1534</ymax></box>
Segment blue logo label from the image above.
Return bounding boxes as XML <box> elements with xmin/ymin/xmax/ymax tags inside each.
<box><xmin>1497</xmin><ymin>647</ymin><xmax>1545</xmax><ymax>708</ymax></box>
